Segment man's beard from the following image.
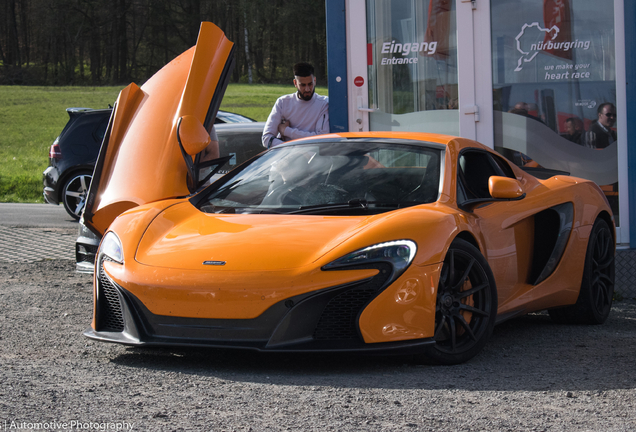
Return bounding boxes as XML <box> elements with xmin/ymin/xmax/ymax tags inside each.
<box><xmin>297</xmin><ymin>89</ymin><xmax>314</xmax><ymax>101</ymax></box>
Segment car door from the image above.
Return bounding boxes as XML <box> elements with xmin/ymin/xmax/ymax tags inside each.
<box><xmin>457</xmin><ymin>149</ymin><xmax>536</xmax><ymax>315</ymax></box>
<box><xmin>83</xmin><ymin>22</ymin><xmax>235</xmax><ymax>235</ymax></box>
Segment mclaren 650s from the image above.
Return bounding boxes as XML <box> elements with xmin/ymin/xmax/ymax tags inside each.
<box><xmin>82</xmin><ymin>22</ymin><xmax>615</xmax><ymax>364</ymax></box>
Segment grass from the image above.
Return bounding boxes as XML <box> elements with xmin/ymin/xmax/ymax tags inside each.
<box><xmin>0</xmin><ymin>83</ymin><xmax>326</xmax><ymax>203</ymax></box>
<box><xmin>0</xmin><ymin>86</ymin><xmax>121</xmax><ymax>203</ymax></box>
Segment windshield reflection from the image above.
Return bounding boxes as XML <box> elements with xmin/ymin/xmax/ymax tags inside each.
<box><xmin>199</xmin><ymin>141</ymin><xmax>441</xmax><ymax>215</ymax></box>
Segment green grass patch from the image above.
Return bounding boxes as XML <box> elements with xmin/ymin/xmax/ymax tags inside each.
<box><xmin>0</xmin><ymin>86</ymin><xmax>122</xmax><ymax>203</ymax></box>
<box><xmin>0</xmin><ymin>173</ymin><xmax>42</xmax><ymax>202</ymax></box>
<box><xmin>0</xmin><ymin>83</ymin><xmax>326</xmax><ymax>203</ymax></box>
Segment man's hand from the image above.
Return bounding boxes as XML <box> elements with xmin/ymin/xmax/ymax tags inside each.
<box><xmin>278</xmin><ymin>120</ymin><xmax>290</xmax><ymax>137</ymax></box>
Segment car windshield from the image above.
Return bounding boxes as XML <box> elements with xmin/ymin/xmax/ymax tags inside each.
<box><xmin>198</xmin><ymin>140</ymin><xmax>442</xmax><ymax>215</ymax></box>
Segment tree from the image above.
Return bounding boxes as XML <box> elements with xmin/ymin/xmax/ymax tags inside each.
<box><xmin>0</xmin><ymin>0</ymin><xmax>328</xmax><ymax>85</ymax></box>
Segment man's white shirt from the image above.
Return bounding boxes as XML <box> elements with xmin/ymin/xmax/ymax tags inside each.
<box><xmin>262</xmin><ymin>92</ymin><xmax>329</xmax><ymax>148</ymax></box>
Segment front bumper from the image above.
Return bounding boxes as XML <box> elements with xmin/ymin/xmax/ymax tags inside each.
<box><xmin>84</xmin><ymin>258</ymin><xmax>436</xmax><ymax>354</ymax></box>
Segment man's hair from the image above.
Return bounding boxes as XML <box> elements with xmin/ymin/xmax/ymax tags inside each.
<box><xmin>597</xmin><ymin>102</ymin><xmax>616</xmax><ymax>115</ymax></box>
<box><xmin>293</xmin><ymin>62</ymin><xmax>314</xmax><ymax>78</ymax></box>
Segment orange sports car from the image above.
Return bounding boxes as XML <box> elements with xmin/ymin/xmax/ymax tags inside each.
<box><xmin>82</xmin><ymin>23</ymin><xmax>615</xmax><ymax>364</ymax></box>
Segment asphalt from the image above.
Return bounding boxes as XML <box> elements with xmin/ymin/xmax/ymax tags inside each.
<box><xmin>0</xmin><ymin>203</ymin><xmax>78</xmax><ymax>263</ymax></box>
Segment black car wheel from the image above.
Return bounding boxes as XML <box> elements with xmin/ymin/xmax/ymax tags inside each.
<box><xmin>549</xmin><ymin>218</ymin><xmax>614</xmax><ymax>325</ymax></box>
<box><xmin>62</xmin><ymin>171</ymin><xmax>92</xmax><ymax>220</ymax></box>
<box><xmin>419</xmin><ymin>239</ymin><xmax>498</xmax><ymax>365</ymax></box>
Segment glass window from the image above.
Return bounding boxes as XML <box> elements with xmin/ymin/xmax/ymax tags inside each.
<box><xmin>199</xmin><ymin>141</ymin><xmax>442</xmax><ymax>215</ymax></box>
<box><xmin>366</xmin><ymin>0</ymin><xmax>459</xmax><ymax>134</ymax></box>
<box><xmin>491</xmin><ymin>0</ymin><xmax>618</xmax><ymax>222</ymax></box>
<box><xmin>217</xmin><ymin>130</ymin><xmax>264</xmax><ymax>172</ymax></box>
<box><xmin>458</xmin><ymin>150</ymin><xmax>509</xmax><ymax>201</ymax></box>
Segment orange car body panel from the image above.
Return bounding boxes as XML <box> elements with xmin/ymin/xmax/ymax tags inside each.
<box><xmin>358</xmin><ymin>262</ymin><xmax>442</xmax><ymax>343</ymax></box>
<box><xmin>84</xmin><ymin>22</ymin><xmax>234</xmax><ymax>235</ymax></box>
<box><xmin>92</xmin><ymin>130</ymin><xmax>613</xmax><ymax>344</ymax></box>
<box><xmin>99</xmin><ymin>199</ymin><xmax>462</xmax><ymax>322</ymax></box>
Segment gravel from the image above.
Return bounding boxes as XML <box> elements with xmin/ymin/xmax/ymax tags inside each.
<box><xmin>1</xmin><ymin>259</ymin><xmax>635</xmax><ymax>431</ymax></box>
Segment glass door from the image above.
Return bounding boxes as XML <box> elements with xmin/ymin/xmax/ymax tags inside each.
<box><xmin>365</xmin><ymin>0</ymin><xmax>460</xmax><ymax>134</ymax></box>
<box><xmin>490</xmin><ymin>0</ymin><xmax>622</xmax><ymax>229</ymax></box>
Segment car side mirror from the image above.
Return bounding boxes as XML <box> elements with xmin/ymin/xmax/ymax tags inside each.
<box><xmin>177</xmin><ymin>115</ymin><xmax>211</xmax><ymax>156</ymax></box>
<box><xmin>489</xmin><ymin>176</ymin><xmax>524</xmax><ymax>199</ymax></box>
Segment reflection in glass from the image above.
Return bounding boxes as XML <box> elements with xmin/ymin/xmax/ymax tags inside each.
<box><xmin>199</xmin><ymin>141</ymin><xmax>442</xmax><ymax>215</ymax></box>
<box><xmin>491</xmin><ymin>0</ymin><xmax>618</xmax><ymax>222</ymax></box>
<box><xmin>366</xmin><ymin>0</ymin><xmax>459</xmax><ymax>134</ymax></box>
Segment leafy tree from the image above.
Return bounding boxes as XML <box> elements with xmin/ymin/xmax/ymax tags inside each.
<box><xmin>0</xmin><ymin>0</ymin><xmax>327</xmax><ymax>85</ymax></box>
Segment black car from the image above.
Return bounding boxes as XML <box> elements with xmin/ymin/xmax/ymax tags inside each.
<box><xmin>75</xmin><ymin>121</ymin><xmax>267</xmax><ymax>272</ymax></box>
<box><xmin>43</xmin><ymin>108</ymin><xmax>110</xmax><ymax>219</ymax></box>
<box><xmin>43</xmin><ymin>108</ymin><xmax>256</xmax><ymax>219</ymax></box>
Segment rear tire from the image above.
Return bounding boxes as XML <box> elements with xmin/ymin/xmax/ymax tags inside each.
<box><xmin>417</xmin><ymin>239</ymin><xmax>498</xmax><ymax>365</ymax></box>
<box><xmin>548</xmin><ymin>218</ymin><xmax>614</xmax><ymax>325</ymax></box>
<box><xmin>62</xmin><ymin>171</ymin><xmax>92</xmax><ymax>220</ymax></box>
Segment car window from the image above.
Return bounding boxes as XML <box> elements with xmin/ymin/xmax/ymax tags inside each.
<box><xmin>93</xmin><ymin>116</ymin><xmax>109</xmax><ymax>143</ymax></box>
<box><xmin>217</xmin><ymin>130</ymin><xmax>265</xmax><ymax>174</ymax></box>
<box><xmin>197</xmin><ymin>141</ymin><xmax>442</xmax><ymax>215</ymax></box>
<box><xmin>490</xmin><ymin>153</ymin><xmax>515</xmax><ymax>178</ymax></box>
<box><xmin>457</xmin><ymin>150</ymin><xmax>508</xmax><ymax>201</ymax></box>
<box><xmin>197</xmin><ymin>129</ymin><xmax>265</xmax><ymax>184</ymax></box>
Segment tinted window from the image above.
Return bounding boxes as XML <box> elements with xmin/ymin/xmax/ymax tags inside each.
<box><xmin>93</xmin><ymin>117</ymin><xmax>109</xmax><ymax>143</ymax></box>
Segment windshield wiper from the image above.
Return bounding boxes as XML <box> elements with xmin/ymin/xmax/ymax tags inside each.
<box><xmin>289</xmin><ymin>199</ymin><xmax>401</xmax><ymax>215</ymax></box>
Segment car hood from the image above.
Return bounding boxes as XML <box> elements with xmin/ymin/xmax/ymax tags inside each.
<box><xmin>83</xmin><ymin>22</ymin><xmax>235</xmax><ymax>236</ymax></box>
<box><xmin>135</xmin><ymin>202</ymin><xmax>381</xmax><ymax>271</ymax></box>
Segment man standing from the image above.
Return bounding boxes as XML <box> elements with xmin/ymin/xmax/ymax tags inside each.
<box><xmin>262</xmin><ymin>62</ymin><xmax>329</xmax><ymax>148</ymax></box>
<box><xmin>560</xmin><ymin>117</ymin><xmax>585</xmax><ymax>145</ymax></box>
<box><xmin>585</xmin><ymin>103</ymin><xmax>617</xmax><ymax>149</ymax></box>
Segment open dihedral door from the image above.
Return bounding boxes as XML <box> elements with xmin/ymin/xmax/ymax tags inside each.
<box><xmin>83</xmin><ymin>22</ymin><xmax>235</xmax><ymax>236</ymax></box>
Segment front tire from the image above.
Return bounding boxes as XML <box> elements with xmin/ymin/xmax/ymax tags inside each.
<box><xmin>549</xmin><ymin>218</ymin><xmax>614</xmax><ymax>324</ymax></box>
<box><xmin>61</xmin><ymin>171</ymin><xmax>92</xmax><ymax>220</ymax></box>
<box><xmin>419</xmin><ymin>239</ymin><xmax>498</xmax><ymax>365</ymax></box>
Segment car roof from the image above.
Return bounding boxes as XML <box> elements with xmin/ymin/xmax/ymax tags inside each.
<box><xmin>278</xmin><ymin>131</ymin><xmax>474</xmax><ymax>151</ymax></box>
<box><xmin>216</xmin><ymin>110</ymin><xmax>255</xmax><ymax>123</ymax></box>
<box><xmin>214</xmin><ymin>122</ymin><xmax>265</xmax><ymax>133</ymax></box>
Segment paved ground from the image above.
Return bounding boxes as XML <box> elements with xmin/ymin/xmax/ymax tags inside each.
<box><xmin>0</xmin><ymin>204</ymin><xmax>77</xmax><ymax>263</ymax></box>
<box><xmin>0</xmin><ymin>226</ymin><xmax>76</xmax><ymax>263</ymax></box>
<box><xmin>0</xmin><ymin>204</ymin><xmax>634</xmax><ymax>430</ymax></box>
<box><xmin>0</xmin><ymin>203</ymin><xmax>79</xmax><ymax>228</ymax></box>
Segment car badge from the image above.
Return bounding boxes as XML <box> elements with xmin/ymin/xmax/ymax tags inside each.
<box><xmin>203</xmin><ymin>260</ymin><xmax>226</xmax><ymax>266</ymax></box>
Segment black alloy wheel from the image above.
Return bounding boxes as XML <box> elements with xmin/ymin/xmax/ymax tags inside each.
<box><xmin>62</xmin><ymin>171</ymin><xmax>92</xmax><ymax>220</ymax></box>
<box><xmin>419</xmin><ymin>238</ymin><xmax>498</xmax><ymax>365</ymax></box>
<box><xmin>549</xmin><ymin>218</ymin><xmax>615</xmax><ymax>325</ymax></box>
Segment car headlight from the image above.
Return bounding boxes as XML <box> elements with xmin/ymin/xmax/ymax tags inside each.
<box><xmin>99</xmin><ymin>231</ymin><xmax>124</xmax><ymax>264</ymax></box>
<box><xmin>323</xmin><ymin>240</ymin><xmax>417</xmax><ymax>283</ymax></box>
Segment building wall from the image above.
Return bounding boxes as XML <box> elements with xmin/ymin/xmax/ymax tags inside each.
<box><xmin>616</xmin><ymin>0</ymin><xmax>636</xmax><ymax>298</ymax></box>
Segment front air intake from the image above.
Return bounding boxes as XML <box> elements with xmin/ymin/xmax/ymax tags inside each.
<box><xmin>313</xmin><ymin>263</ymin><xmax>391</xmax><ymax>340</ymax></box>
<box><xmin>96</xmin><ymin>258</ymin><xmax>125</xmax><ymax>332</ymax></box>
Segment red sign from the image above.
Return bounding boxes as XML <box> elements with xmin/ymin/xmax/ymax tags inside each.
<box><xmin>426</xmin><ymin>0</ymin><xmax>451</xmax><ymax>59</ymax></box>
<box><xmin>354</xmin><ymin>76</ymin><xmax>364</xmax><ymax>87</ymax></box>
<box><xmin>543</xmin><ymin>0</ymin><xmax>572</xmax><ymax>60</ymax></box>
